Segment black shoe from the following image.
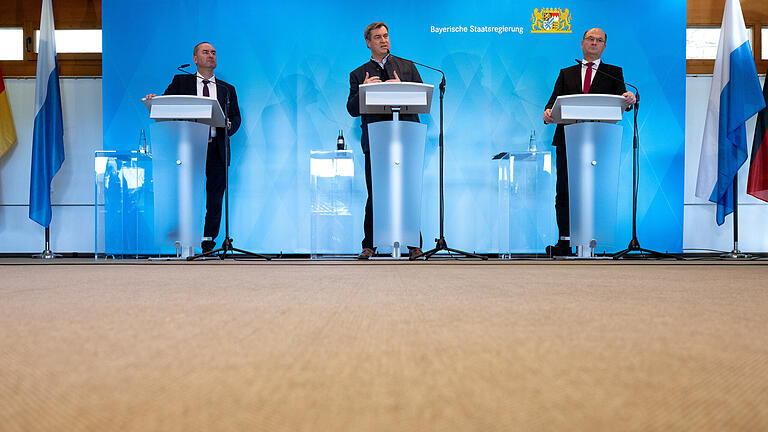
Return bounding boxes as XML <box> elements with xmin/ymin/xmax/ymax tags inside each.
<box><xmin>201</xmin><ymin>240</ymin><xmax>216</xmax><ymax>254</ymax></box>
<box><xmin>546</xmin><ymin>242</ymin><xmax>574</xmax><ymax>257</ymax></box>
<box><xmin>357</xmin><ymin>248</ymin><xmax>375</xmax><ymax>260</ymax></box>
<box><xmin>408</xmin><ymin>247</ymin><xmax>423</xmax><ymax>261</ymax></box>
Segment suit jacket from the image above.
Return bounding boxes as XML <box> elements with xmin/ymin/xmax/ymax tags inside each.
<box><xmin>347</xmin><ymin>56</ymin><xmax>422</xmax><ymax>153</ymax></box>
<box><xmin>545</xmin><ymin>62</ymin><xmax>628</xmax><ymax>147</ymax></box>
<box><xmin>163</xmin><ymin>74</ymin><xmax>241</xmax><ymax>165</ymax></box>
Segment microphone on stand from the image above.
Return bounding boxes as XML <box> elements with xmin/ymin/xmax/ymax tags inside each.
<box><xmin>389</xmin><ymin>50</ymin><xmax>445</xmax><ymax>89</ymax></box>
<box><xmin>177</xmin><ymin>63</ymin><xmax>231</xmax><ymax>125</ymax></box>
<box><xmin>384</xmin><ymin>51</ymin><xmax>485</xmax><ymax>260</ymax></box>
<box><xmin>574</xmin><ymin>59</ymin><xmax>639</xmax><ymax>107</ymax></box>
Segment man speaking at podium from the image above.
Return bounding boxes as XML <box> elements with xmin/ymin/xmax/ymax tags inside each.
<box><xmin>146</xmin><ymin>42</ymin><xmax>241</xmax><ymax>254</ymax></box>
<box><xmin>542</xmin><ymin>28</ymin><xmax>635</xmax><ymax>257</ymax></box>
<box><xmin>347</xmin><ymin>22</ymin><xmax>423</xmax><ymax>260</ymax></box>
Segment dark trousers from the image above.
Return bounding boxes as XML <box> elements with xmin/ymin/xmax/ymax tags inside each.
<box><xmin>203</xmin><ymin>145</ymin><xmax>226</xmax><ymax>243</ymax></box>
<box><xmin>555</xmin><ymin>144</ymin><xmax>570</xmax><ymax>240</ymax></box>
<box><xmin>362</xmin><ymin>151</ymin><xmax>422</xmax><ymax>250</ymax></box>
<box><xmin>363</xmin><ymin>151</ymin><xmax>374</xmax><ymax>249</ymax></box>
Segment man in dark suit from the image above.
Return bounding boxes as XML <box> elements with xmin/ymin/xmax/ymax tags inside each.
<box><xmin>347</xmin><ymin>22</ymin><xmax>423</xmax><ymax>260</ymax></box>
<box><xmin>543</xmin><ymin>28</ymin><xmax>636</xmax><ymax>256</ymax></box>
<box><xmin>146</xmin><ymin>41</ymin><xmax>241</xmax><ymax>253</ymax></box>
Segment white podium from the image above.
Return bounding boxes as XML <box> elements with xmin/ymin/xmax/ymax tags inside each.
<box><xmin>144</xmin><ymin>95</ymin><xmax>224</xmax><ymax>258</ymax></box>
<box><xmin>551</xmin><ymin>94</ymin><xmax>625</xmax><ymax>258</ymax></box>
<box><xmin>360</xmin><ymin>82</ymin><xmax>433</xmax><ymax>257</ymax></box>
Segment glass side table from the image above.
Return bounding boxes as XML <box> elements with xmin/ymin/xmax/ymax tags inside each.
<box><xmin>495</xmin><ymin>150</ymin><xmax>555</xmax><ymax>257</ymax></box>
<box><xmin>94</xmin><ymin>150</ymin><xmax>153</xmax><ymax>259</ymax></box>
<box><xmin>310</xmin><ymin>150</ymin><xmax>355</xmax><ymax>258</ymax></box>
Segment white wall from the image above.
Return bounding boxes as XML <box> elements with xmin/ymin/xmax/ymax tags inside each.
<box><xmin>684</xmin><ymin>76</ymin><xmax>768</xmax><ymax>253</ymax></box>
<box><xmin>1</xmin><ymin>76</ymin><xmax>767</xmax><ymax>254</ymax></box>
<box><xmin>0</xmin><ymin>79</ymin><xmax>102</xmax><ymax>253</ymax></box>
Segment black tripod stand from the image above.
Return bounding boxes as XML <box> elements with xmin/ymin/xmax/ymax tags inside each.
<box><xmin>402</xmin><ymin>63</ymin><xmax>485</xmax><ymax>260</ymax></box>
<box><xmin>186</xmin><ymin>75</ymin><xmax>270</xmax><ymax>261</ymax></box>
<box><xmin>611</xmin><ymin>86</ymin><xmax>677</xmax><ymax>260</ymax></box>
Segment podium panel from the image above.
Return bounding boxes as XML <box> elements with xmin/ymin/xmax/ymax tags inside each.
<box><xmin>564</xmin><ymin>122</ymin><xmax>622</xmax><ymax>254</ymax></box>
<box><xmin>150</xmin><ymin>121</ymin><xmax>209</xmax><ymax>257</ymax></box>
<box><xmin>368</xmin><ymin>120</ymin><xmax>427</xmax><ymax>255</ymax></box>
<box><xmin>551</xmin><ymin>94</ymin><xmax>625</xmax><ymax>124</ymax></box>
<box><xmin>359</xmin><ymin>82</ymin><xmax>434</xmax><ymax>115</ymax></box>
<box><xmin>144</xmin><ymin>95</ymin><xmax>225</xmax><ymax>127</ymax></box>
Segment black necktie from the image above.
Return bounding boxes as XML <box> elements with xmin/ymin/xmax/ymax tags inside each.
<box><xmin>202</xmin><ymin>79</ymin><xmax>212</xmax><ymax>142</ymax></box>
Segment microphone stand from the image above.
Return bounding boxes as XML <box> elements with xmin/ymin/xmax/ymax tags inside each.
<box><xmin>394</xmin><ymin>56</ymin><xmax>486</xmax><ymax>260</ymax></box>
<box><xmin>578</xmin><ymin>61</ymin><xmax>677</xmax><ymax>259</ymax></box>
<box><xmin>177</xmin><ymin>66</ymin><xmax>270</xmax><ymax>261</ymax></box>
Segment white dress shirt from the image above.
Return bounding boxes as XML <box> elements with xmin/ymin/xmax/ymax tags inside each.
<box><xmin>196</xmin><ymin>73</ymin><xmax>217</xmax><ymax>138</ymax></box>
<box><xmin>371</xmin><ymin>53</ymin><xmax>390</xmax><ymax>69</ymax></box>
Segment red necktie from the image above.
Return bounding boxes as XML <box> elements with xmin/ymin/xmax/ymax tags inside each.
<box><xmin>583</xmin><ymin>62</ymin><xmax>594</xmax><ymax>94</ymax></box>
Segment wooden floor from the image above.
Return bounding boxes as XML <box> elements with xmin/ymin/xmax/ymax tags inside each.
<box><xmin>1</xmin><ymin>260</ymin><xmax>767</xmax><ymax>431</ymax></box>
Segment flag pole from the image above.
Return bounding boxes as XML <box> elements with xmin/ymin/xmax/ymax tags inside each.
<box><xmin>29</xmin><ymin>0</ymin><xmax>65</xmax><ymax>258</ymax></box>
<box><xmin>42</xmin><ymin>227</ymin><xmax>54</xmax><ymax>259</ymax></box>
<box><xmin>721</xmin><ymin>173</ymin><xmax>750</xmax><ymax>259</ymax></box>
<box><xmin>34</xmin><ymin>226</ymin><xmax>57</xmax><ymax>259</ymax></box>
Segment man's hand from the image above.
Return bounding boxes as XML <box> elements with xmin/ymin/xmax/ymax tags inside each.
<box><xmin>363</xmin><ymin>72</ymin><xmax>381</xmax><ymax>84</ymax></box>
<box><xmin>144</xmin><ymin>93</ymin><xmax>157</xmax><ymax>101</ymax></box>
<box><xmin>386</xmin><ymin>70</ymin><xmax>400</xmax><ymax>82</ymax></box>
<box><xmin>622</xmin><ymin>91</ymin><xmax>636</xmax><ymax>106</ymax></box>
<box><xmin>226</xmin><ymin>119</ymin><xmax>232</xmax><ymax>130</ymax></box>
<box><xmin>543</xmin><ymin>108</ymin><xmax>554</xmax><ymax>124</ymax></box>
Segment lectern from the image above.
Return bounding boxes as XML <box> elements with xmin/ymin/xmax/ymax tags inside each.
<box><xmin>143</xmin><ymin>95</ymin><xmax>224</xmax><ymax>258</ymax></box>
<box><xmin>359</xmin><ymin>82</ymin><xmax>433</xmax><ymax>257</ymax></box>
<box><xmin>551</xmin><ymin>94</ymin><xmax>625</xmax><ymax>258</ymax></box>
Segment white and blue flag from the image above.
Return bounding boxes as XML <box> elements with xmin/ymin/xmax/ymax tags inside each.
<box><xmin>29</xmin><ymin>0</ymin><xmax>65</xmax><ymax>228</ymax></box>
<box><xmin>695</xmin><ymin>0</ymin><xmax>765</xmax><ymax>225</ymax></box>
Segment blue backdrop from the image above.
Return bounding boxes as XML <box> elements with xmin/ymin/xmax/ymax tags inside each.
<box><xmin>103</xmin><ymin>0</ymin><xmax>686</xmax><ymax>254</ymax></box>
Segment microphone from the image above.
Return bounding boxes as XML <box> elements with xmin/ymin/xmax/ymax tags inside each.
<box><xmin>176</xmin><ymin>63</ymin><xmax>231</xmax><ymax>128</ymax></box>
<box><xmin>574</xmin><ymin>59</ymin><xmax>639</xmax><ymax>106</ymax></box>
<box><xmin>390</xmin><ymin>50</ymin><xmax>446</xmax><ymax>90</ymax></box>
<box><xmin>176</xmin><ymin>64</ymin><xmax>230</xmax><ymax>103</ymax></box>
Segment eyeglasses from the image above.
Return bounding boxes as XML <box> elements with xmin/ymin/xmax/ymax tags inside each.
<box><xmin>584</xmin><ymin>36</ymin><xmax>605</xmax><ymax>44</ymax></box>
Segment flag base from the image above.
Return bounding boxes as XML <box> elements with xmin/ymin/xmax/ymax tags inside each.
<box><xmin>33</xmin><ymin>249</ymin><xmax>60</xmax><ymax>260</ymax></box>
<box><xmin>719</xmin><ymin>249</ymin><xmax>751</xmax><ymax>259</ymax></box>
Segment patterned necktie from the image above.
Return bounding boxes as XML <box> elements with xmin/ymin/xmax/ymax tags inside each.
<box><xmin>583</xmin><ymin>62</ymin><xmax>594</xmax><ymax>94</ymax></box>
